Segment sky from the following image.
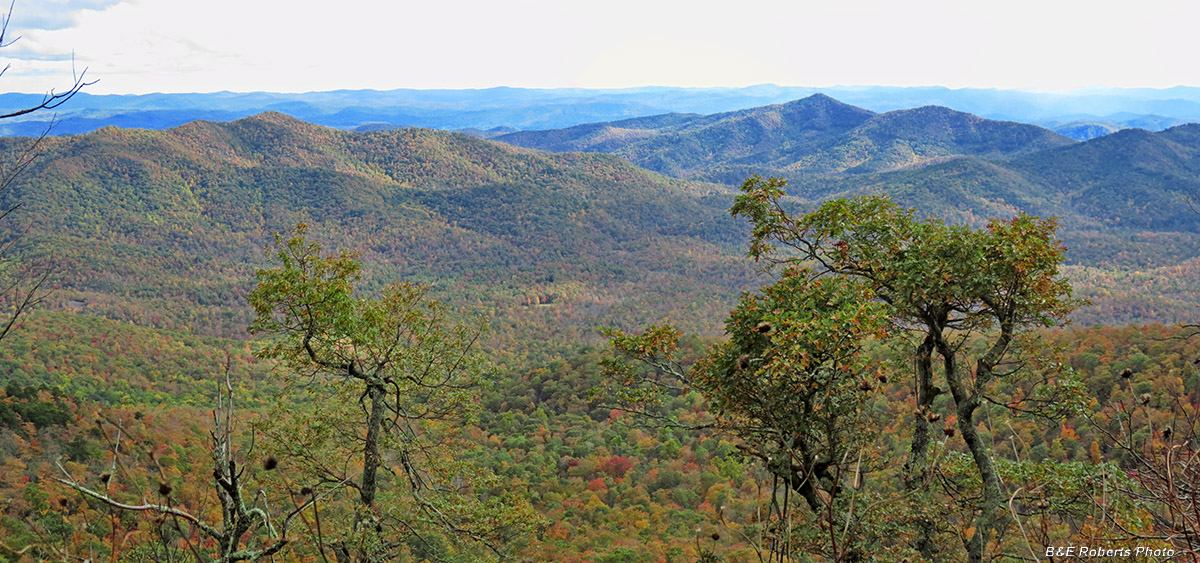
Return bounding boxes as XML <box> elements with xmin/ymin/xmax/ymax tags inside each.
<box><xmin>4</xmin><ymin>0</ymin><xmax>1199</xmax><ymax>95</ymax></box>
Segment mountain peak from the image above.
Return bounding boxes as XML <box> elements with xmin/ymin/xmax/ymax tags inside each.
<box><xmin>796</xmin><ymin>92</ymin><xmax>845</xmax><ymax>104</ymax></box>
<box><xmin>497</xmin><ymin>94</ymin><xmax>1071</xmax><ymax>180</ymax></box>
<box><xmin>780</xmin><ymin>93</ymin><xmax>876</xmax><ymax>115</ymax></box>
<box><xmin>231</xmin><ymin>111</ymin><xmax>317</xmax><ymax>128</ymax></box>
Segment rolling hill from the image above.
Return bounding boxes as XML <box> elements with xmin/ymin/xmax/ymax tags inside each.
<box><xmin>1</xmin><ymin>111</ymin><xmax>1197</xmax><ymax>340</ymax></box>
<box><xmin>767</xmin><ymin>124</ymin><xmax>1200</xmax><ymax>277</ymax></box>
<box><xmin>0</xmin><ymin>112</ymin><xmax>758</xmax><ymax>340</ymax></box>
<box><xmin>497</xmin><ymin>95</ymin><xmax>1075</xmax><ymax>182</ymax></box>
<box><xmin>762</xmin><ymin>123</ymin><xmax>1200</xmax><ymax>322</ymax></box>
<box><xmin>497</xmin><ymin>96</ymin><xmax>1200</xmax><ymax>267</ymax></box>
<box><xmin>3</xmin><ymin>101</ymin><xmax>1200</xmax><ymax>562</ymax></box>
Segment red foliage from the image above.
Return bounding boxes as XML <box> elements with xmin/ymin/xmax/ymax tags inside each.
<box><xmin>600</xmin><ymin>455</ymin><xmax>634</xmax><ymax>478</ymax></box>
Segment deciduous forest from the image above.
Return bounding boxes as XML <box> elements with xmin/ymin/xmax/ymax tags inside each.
<box><xmin>0</xmin><ymin>81</ymin><xmax>1198</xmax><ymax>562</ymax></box>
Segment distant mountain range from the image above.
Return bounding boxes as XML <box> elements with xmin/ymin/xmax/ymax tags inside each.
<box><xmin>1</xmin><ymin>85</ymin><xmax>1199</xmax><ymax>139</ymax></box>
<box><xmin>497</xmin><ymin>94</ymin><xmax>1075</xmax><ymax>181</ymax></box>
<box><xmin>785</xmin><ymin>126</ymin><xmax>1200</xmax><ymax>268</ymax></box>
<box><xmin>1035</xmin><ymin>115</ymin><xmax>1196</xmax><ymax>141</ymax></box>
<box><xmin>495</xmin><ymin>95</ymin><xmax>1200</xmax><ymax>270</ymax></box>
<box><xmin>2</xmin><ymin>100</ymin><xmax>1198</xmax><ymax>333</ymax></box>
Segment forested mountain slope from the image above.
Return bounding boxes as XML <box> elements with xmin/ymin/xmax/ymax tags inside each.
<box><xmin>1</xmin><ymin>108</ymin><xmax>1199</xmax><ymax>563</ymax></box>
<box><xmin>3</xmin><ymin>111</ymin><xmax>1198</xmax><ymax>339</ymax></box>
<box><xmin>0</xmin><ymin>112</ymin><xmax>757</xmax><ymax>339</ymax></box>
<box><xmin>784</xmin><ymin>124</ymin><xmax>1200</xmax><ymax>266</ymax></box>
<box><xmin>501</xmin><ymin>95</ymin><xmax>1200</xmax><ymax>269</ymax></box>
<box><xmin>502</xmin><ymin>102</ymin><xmax>1200</xmax><ymax>324</ymax></box>
<box><xmin>498</xmin><ymin>94</ymin><xmax>1075</xmax><ymax>182</ymax></box>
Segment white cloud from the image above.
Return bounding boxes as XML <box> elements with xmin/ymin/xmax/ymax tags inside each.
<box><xmin>0</xmin><ymin>0</ymin><xmax>1197</xmax><ymax>94</ymax></box>
<box><xmin>6</xmin><ymin>0</ymin><xmax>123</xmax><ymax>31</ymax></box>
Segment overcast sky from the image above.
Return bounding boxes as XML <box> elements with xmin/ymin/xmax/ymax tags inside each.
<box><xmin>5</xmin><ymin>0</ymin><xmax>1198</xmax><ymax>95</ymax></box>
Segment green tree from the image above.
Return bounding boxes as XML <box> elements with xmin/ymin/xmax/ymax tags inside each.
<box><xmin>604</xmin><ymin>176</ymin><xmax>1090</xmax><ymax>562</ymax></box>
<box><xmin>604</xmin><ymin>271</ymin><xmax>894</xmax><ymax>561</ymax></box>
<box><xmin>248</xmin><ymin>224</ymin><xmax>537</xmax><ymax>561</ymax></box>
<box><xmin>731</xmin><ymin>176</ymin><xmax>1082</xmax><ymax>561</ymax></box>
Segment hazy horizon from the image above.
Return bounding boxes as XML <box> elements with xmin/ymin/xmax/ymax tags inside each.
<box><xmin>9</xmin><ymin>83</ymin><xmax>1200</xmax><ymax>97</ymax></box>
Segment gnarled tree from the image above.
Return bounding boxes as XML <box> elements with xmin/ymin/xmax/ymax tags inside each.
<box><xmin>248</xmin><ymin>224</ymin><xmax>537</xmax><ymax>562</ymax></box>
<box><xmin>604</xmin><ymin>176</ymin><xmax>1091</xmax><ymax>562</ymax></box>
<box><xmin>731</xmin><ymin>176</ymin><xmax>1081</xmax><ymax>561</ymax></box>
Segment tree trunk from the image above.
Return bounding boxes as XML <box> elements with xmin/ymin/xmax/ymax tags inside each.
<box><xmin>904</xmin><ymin>330</ymin><xmax>941</xmax><ymax>561</ymax></box>
<box><xmin>938</xmin><ymin>336</ymin><xmax>1005</xmax><ymax>563</ymax></box>
<box><xmin>904</xmin><ymin>330</ymin><xmax>937</xmax><ymax>487</ymax></box>
<box><xmin>955</xmin><ymin>394</ymin><xmax>1003</xmax><ymax>563</ymax></box>
<box><xmin>360</xmin><ymin>383</ymin><xmax>387</xmax><ymax>507</ymax></box>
